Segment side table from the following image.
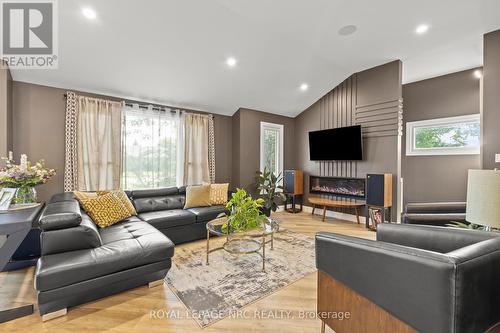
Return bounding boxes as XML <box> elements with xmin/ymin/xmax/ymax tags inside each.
<box><xmin>284</xmin><ymin>193</ymin><xmax>303</xmax><ymax>213</ymax></box>
<box><xmin>0</xmin><ymin>203</ymin><xmax>45</xmax><ymax>323</ymax></box>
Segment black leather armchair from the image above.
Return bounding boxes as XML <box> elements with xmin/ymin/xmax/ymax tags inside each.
<box><xmin>402</xmin><ymin>202</ymin><xmax>466</xmax><ymax>226</ymax></box>
<box><xmin>316</xmin><ymin>223</ymin><xmax>500</xmax><ymax>333</ymax></box>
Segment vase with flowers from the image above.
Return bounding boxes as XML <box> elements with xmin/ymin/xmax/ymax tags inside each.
<box><xmin>0</xmin><ymin>152</ymin><xmax>56</xmax><ymax>205</ymax></box>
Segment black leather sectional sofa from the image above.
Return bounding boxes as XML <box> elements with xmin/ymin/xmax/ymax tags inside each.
<box><xmin>402</xmin><ymin>202</ymin><xmax>466</xmax><ymax>226</ymax></box>
<box><xmin>35</xmin><ymin>187</ymin><xmax>228</xmax><ymax>319</ymax></box>
<box><xmin>130</xmin><ymin>187</ymin><xmax>228</xmax><ymax>244</ymax></box>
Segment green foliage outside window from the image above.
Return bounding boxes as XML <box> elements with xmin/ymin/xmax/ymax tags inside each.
<box><xmin>122</xmin><ymin>113</ymin><xmax>178</xmax><ymax>189</ymax></box>
<box><xmin>414</xmin><ymin>122</ymin><xmax>479</xmax><ymax>149</ymax></box>
<box><xmin>263</xmin><ymin>129</ymin><xmax>278</xmax><ymax>173</ymax></box>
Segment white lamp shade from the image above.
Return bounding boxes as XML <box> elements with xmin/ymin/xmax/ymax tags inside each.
<box><xmin>466</xmin><ymin>169</ymin><xmax>500</xmax><ymax>228</ymax></box>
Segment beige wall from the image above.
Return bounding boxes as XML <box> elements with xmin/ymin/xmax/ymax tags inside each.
<box><xmin>231</xmin><ymin>108</ymin><xmax>295</xmax><ymax>193</ymax></box>
<box><xmin>0</xmin><ymin>64</ymin><xmax>13</xmax><ymax>161</ymax></box>
<box><xmin>483</xmin><ymin>29</ymin><xmax>500</xmax><ymax>169</ymax></box>
<box><xmin>11</xmin><ymin>82</ymin><xmax>233</xmax><ymax>202</ymax></box>
<box><xmin>402</xmin><ymin>68</ymin><xmax>481</xmax><ymax>204</ymax></box>
<box><xmin>295</xmin><ymin>60</ymin><xmax>403</xmax><ymax>220</ymax></box>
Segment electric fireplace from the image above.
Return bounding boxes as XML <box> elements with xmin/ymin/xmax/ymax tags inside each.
<box><xmin>309</xmin><ymin>175</ymin><xmax>366</xmax><ymax>199</ymax></box>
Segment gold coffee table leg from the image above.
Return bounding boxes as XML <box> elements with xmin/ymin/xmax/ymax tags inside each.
<box><xmin>262</xmin><ymin>235</ymin><xmax>266</xmax><ymax>272</ymax></box>
<box><xmin>206</xmin><ymin>229</ymin><xmax>210</xmax><ymax>265</ymax></box>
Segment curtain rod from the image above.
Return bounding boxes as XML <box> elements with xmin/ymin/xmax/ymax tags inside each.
<box><xmin>63</xmin><ymin>93</ymin><xmax>213</xmax><ymax>117</ymax></box>
<box><xmin>123</xmin><ymin>102</ymin><xmax>179</xmax><ymax>113</ymax></box>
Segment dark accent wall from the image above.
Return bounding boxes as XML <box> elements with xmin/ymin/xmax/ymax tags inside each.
<box><xmin>231</xmin><ymin>109</ymin><xmax>241</xmax><ymax>190</ymax></box>
<box><xmin>483</xmin><ymin>29</ymin><xmax>500</xmax><ymax>169</ymax></box>
<box><xmin>402</xmin><ymin>69</ymin><xmax>481</xmax><ymax>204</ymax></box>
<box><xmin>231</xmin><ymin>108</ymin><xmax>295</xmax><ymax>194</ymax></box>
<box><xmin>0</xmin><ymin>64</ymin><xmax>13</xmax><ymax>160</ymax></box>
<box><xmin>295</xmin><ymin>60</ymin><xmax>403</xmax><ymax>220</ymax></box>
<box><xmin>11</xmin><ymin>81</ymin><xmax>233</xmax><ymax>202</ymax></box>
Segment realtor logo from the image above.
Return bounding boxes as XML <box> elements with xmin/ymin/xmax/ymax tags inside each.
<box><xmin>1</xmin><ymin>0</ymin><xmax>58</xmax><ymax>69</ymax></box>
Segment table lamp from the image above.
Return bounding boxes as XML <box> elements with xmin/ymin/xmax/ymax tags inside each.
<box><xmin>466</xmin><ymin>169</ymin><xmax>500</xmax><ymax>231</ymax></box>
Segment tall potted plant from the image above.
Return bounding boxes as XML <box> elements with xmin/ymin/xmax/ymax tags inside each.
<box><xmin>255</xmin><ymin>167</ymin><xmax>286</xmax><ymax>217</ymax></box>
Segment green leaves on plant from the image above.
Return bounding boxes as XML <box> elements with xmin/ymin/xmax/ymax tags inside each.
<box><xmin>222</xmin><ymin>188</ymin><xmax>266</xmax><ymax>233</ymax></box>
<box><xmin>254</xmin><ymin>167</ymin><xmax>286</xmax><ymax>212</ymax></box>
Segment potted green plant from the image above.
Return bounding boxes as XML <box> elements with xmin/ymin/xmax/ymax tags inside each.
<box><xmin>255</xmin><ymin>167</ymin><xmax>286</xmax><ymax>217</ymax></box>
<box><xmin>221</xmin><ymin>188</ymin><xmax>266</xmax><ymax>233</ymax></box>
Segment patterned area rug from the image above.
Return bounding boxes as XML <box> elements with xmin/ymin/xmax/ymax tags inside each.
<box><xmin>165</xmin><ymin>229</ymin><xmax>316</xmax><ymax>327</ymax></box>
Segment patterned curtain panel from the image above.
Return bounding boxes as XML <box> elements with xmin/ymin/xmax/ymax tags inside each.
<box><xmin>184</xmin><ymin>113</ymin><xmax>212</xmax><ymax>185</ymax></box>
<box><xmin>63</xmin><ymin>91</ymin><xmax>78</xmax><ymax>192</ymax></box>
<box><xmin>77</xmin><ymin>96</ymin><xmax>122</xmax><ymax>191</ymax></box>
<box><xmin>208</xmin><ymin>115</ymin><xmax>215</xmax><ymax>183</ymax></box>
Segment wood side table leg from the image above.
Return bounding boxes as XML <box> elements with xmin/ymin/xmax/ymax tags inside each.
<box><xmin>312</xmin><ymin>204</ymin><xmax>315</xmax><ymax>215</ymax></box>
<box><xmin>322</xmin><ymin>206</ymin><xmax>326</xmax><ymax>222</ymax></box>
<box><xmin>365</xmin><ymin>206</ymin><xmax>370</xmax><ymax>229</ymax></box>
<box><xmin>355</xmin><ymin>206</ymin><xmax>361</xmax><ymax>224</ymax></box>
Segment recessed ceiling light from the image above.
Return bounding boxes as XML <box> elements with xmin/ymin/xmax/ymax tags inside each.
<box><xmin>226</xmin><ymin>57</ymin><xmax>237</xmax><ymax>68</ymax></box>
<box><xmin>474</xmin><ymin>70</ymin><xmax>482</xmax><ymax>79</ymax></box>
<box><xmin>415</xmin><ymin>24</ymin><xmax>429</xmax><ymax>35</ymax></box>
<box><xmin>338</xmin><ymin>25</ymin><xmax>357</xmax><ymax>36</ymax></box>
<box><xmin>82</xmin><ymin>8</ymin><xmax>97</xmax><ymax>20</ymax></box>
<box><xmin>300</xmin><ymin>83</ymin><xmax>309</xmax><ymax>91</ymax></box>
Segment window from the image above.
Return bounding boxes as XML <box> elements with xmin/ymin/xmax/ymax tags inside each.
<box><xmin>122</xmin><ymin>105</ymin><xmax>183</xmax><ymax>189</ymax></box>
<box><xmin>260</xmin><ymin>122</ymin><xmax>284</xmax><ymax>176</ymax></box>
<box><xmin>406</xmin><ymin>114</ymin><xmax>480</xmax><ymax>156</ymax></box>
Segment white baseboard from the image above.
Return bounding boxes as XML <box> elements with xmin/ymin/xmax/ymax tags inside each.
<box><xmin>276</xmin><ymin>205</ymin><xmax>365</xmax><ymax>224</ymax></box>
<box><xmin>276</xmin><ymin>205</ymin><xmax>286</xmax><ymax>212</ymax></box>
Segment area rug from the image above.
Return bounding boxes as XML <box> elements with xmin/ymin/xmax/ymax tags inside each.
<box><xmin>165</xmin><ymin>229</ymin><xmax>316</xmax><ymax>327</ymax></box>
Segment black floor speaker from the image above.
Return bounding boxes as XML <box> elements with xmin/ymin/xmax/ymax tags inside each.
<box><xmin>284</xmin><ymin>170</ymin><xmax>303</xmax><ymax>195</ymax></box>
<box><xmin>366</xmin><ymin>173</ymin><xmax>392</xmax><ymax>207</ymax></box>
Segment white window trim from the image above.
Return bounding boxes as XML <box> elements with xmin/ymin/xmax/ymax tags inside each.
<box><xmin>260</xmin><ymin>121</ymin><xmax>284</xmax><ymax>177</ymax></box>
<box><xmin>405</xmin><ymin>114</ymin><xmax>480</xmax><ymax>156</ymax></box>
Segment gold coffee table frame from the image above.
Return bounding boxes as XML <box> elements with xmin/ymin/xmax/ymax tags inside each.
<box><xmin>206</xmin><ymin>217</ymin><xmax>279</xmax><ymax>272</ymax></box>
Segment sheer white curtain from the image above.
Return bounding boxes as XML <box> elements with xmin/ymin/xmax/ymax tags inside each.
<box><xmin>121</xmin><ymin>104</ymin><xmax>184</xmax><ymax>189</ymax></box>
<box><xmin>77</xmin><ymin>96</ymin><xmax>122</xmax><ymax>191</ymax></box>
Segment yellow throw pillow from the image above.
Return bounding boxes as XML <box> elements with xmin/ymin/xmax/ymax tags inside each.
<box><xmin>209</xmin><ymin>183</ymin><xmax>229</xmax><ymax>205</ymax></box>
<box><xmin>79</xmin><ymin>192</ymin><xmax>132</xmax><ymax>228</ymax></box>
<box><xmin>184</xmin><ymin>184</ymin><xmax>212</xmax><ymax>209</ymax></box>
<box><xmin>97</xmin><ymin>190</ymin><xmax>137</xmax><ymax>216</ymax></box>
<box><xmin>74</xmin><ymin>191</ymin><xmax>99</xmax><ymax>204</ymax></box>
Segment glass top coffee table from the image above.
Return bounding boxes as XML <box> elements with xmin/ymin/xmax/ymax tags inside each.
<box><xmin>206</xmin><ymin>217</ymin><xmax>279</xmax><ymax>272</ymax></box>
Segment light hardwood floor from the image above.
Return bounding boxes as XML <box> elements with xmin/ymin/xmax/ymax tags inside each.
<box><xmin>0</xmin><ymin>212</ymin><xmax>375</xmax><ymax>333</ymax></box>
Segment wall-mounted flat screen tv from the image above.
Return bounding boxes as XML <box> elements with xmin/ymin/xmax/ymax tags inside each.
<box><xmin>309</xmin><ymin>125</ymin><xmax>363</xmax><ymax>161</ymax></box>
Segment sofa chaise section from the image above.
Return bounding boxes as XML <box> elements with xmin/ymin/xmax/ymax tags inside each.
<box><xmin>35</xmin><ymin>197</ymin><xmax>174</xmax><ymax>320</ymax></box>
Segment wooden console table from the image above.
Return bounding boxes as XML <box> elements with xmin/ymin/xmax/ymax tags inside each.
<box><xmin>308</xmin><ymin>197</ymin><xmax>365</xmax><ymax>224</ymax></box>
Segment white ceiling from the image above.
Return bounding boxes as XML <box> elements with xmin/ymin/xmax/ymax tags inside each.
<box><xmin>10</xmin><ymin>0</ymin><xmax>500</xmax><ymax>117</ymax></box>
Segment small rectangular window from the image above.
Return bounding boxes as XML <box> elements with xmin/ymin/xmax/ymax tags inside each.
<box><xmin>260</xmin><ymin>122</ymin><xmax>284</xmax><ymax>177</ymax></box>
<box><xmin>406</xmin><ymin>114</ymin><xmax>480</xmax><ymax>156</ymax></box>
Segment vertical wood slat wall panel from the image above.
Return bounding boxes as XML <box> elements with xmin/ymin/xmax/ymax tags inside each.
<box><xmin>315</xmin><ymin>75</ymin><xmax>359</xmax><ymax>212</ymax></box>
